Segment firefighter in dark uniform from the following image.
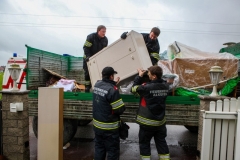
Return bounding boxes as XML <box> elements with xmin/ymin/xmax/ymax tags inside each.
<box><xmin>131</xmin><ymin>66</ymin><xmax>170</xmax><ymax>160</ymax></box>
<box><xmin>83</xmin><ymin>25</ymin><xmax>108</xmax><ymax>92</ymax></box>
<box><xmin>120</xmin><ymin>27</ymin><xmax>161</xmax><ymax>65</ymax></box>
<box><xmin>93</xmin><ymin>66</ymin><xmax>126</xmax><ymax>160</ymax></box>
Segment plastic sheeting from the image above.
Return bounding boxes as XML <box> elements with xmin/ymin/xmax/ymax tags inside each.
<box><xmin>160</xmin><ymin>50</ymin><xmax>168</xmax><ymax>60</ymax></box>
<box><xmin>159</xmin><ymin>41</ymin><xmax>239</xmax><ymax>89</ymax></box>
<box><xmin>167</xmin><ymin>41</ymin><xmax>237</xmax><ymax>60</ymax></box>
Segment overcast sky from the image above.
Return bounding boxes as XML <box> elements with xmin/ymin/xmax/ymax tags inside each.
<box><xmin>0</xmin><ymin>0</ymin><xmax>240</xmax><ymax>65</ymax></box>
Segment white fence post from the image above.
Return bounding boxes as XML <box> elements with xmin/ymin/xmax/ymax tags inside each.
<box><xmin>201</xmin><ymin>113</ymin><xmax>213</xmax><ymax>160</ymax></box>
<box><xmin>209</xmin><ymin>101</ymin><xmax>215</xmax><ymax>160</ymax></box>
<box><xmin>213</xmin><ymin>100</ymin><xmax>222</xmax><ymax>160</ymax></box>
<box><xmin>201</xmin><ymin>98</ymin><xmax>239</xmax><ymax>160</ymax></box>
<box><xmin>234</xmin><ymin>110</ymin><xmax>240</xmax><ymax>159</ymax></box>
<box><xmin>237</xmin><ymin>97</ymin><xmax>240</xmax><ymax>110</ymax></box>
<box><xmin>220</xmin><ymin>99</ymin><xmax>229</xmax><ymax>160</ymax></box>
<box><xmin>201</xmin><ymin>101</ymin><xmax>215</xmax><ymax>160</ymax></box>
<box><xmin>227</xmin><ymin>98</ymin><xmax>236</xmax><ymax>160</ymax></box>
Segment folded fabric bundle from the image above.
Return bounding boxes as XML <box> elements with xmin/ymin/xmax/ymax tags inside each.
<box><xmin>54</xmin><ymin>79</ymin><xmax>75</xmax><ymax>92</ymax></box>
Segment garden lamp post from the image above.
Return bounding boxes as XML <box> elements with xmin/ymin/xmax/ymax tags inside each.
<box><xmin>209</xmin><ymin>66</ymin><xmax>223</xmax><ymax>97</ymax></box>
<box><xmin>8</xmin><ymin>63</ymin><xmax>21</xmax><ymax>91</ymax></box>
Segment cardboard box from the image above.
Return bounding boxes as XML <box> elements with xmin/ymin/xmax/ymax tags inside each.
<box><xmin>172</xmin><ymin>58</ymin><xmax>238</xmax><ymax>88</ymax></box>
<box><xmin>87</xmin><ymin>30</ymin><xmax>152</xmax><ymax>87</ymax></box>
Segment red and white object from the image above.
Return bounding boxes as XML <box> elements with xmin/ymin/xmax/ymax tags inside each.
<box><xmin>2</xmin><ymin>53</ymin><xmax>27</xmax><ymax>91</ymax></box>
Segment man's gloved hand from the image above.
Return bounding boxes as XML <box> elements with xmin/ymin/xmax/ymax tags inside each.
<box><xmin>121</xmin><ymin>32</ymin><xmax>128</xmax><ymax>39</ymax></box>
<box><xmin>85</xmin><ymin>57</ymin><xmax>90</xmax><ymax>62</ymax></box>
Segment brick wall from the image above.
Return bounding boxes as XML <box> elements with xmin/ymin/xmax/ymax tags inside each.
<box><xmin>1</xmin><ymin>91</ymin><xmax>29</xmax><ymax>160</ymax></box>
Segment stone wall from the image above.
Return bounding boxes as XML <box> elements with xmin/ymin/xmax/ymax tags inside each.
<box><xmin>1</xmin><ymin>91</ymin><xmax>29</xmax><ymax>160</ymax></box>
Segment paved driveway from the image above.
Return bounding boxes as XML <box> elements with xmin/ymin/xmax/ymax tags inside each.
<box><xmin>30</xmin><ymin>120</ymin><xmax>198</xmax><ymax>160</ymax></box>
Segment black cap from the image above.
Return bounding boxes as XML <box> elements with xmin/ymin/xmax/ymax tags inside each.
<box><xmin>102</xmin><ymin>66</ymin><xmax>118</xmax><ymax>76</ymax></box>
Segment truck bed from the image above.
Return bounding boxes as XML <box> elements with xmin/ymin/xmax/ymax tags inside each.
<box><xmin>26</xmin><ymin>45</ymin><xmax>200</xmax><ymax>126</ymax></box>
<box><xmin>28</xmin><ymin>91</ymin><xmax>199</xmax><ymax>126</ymax></box>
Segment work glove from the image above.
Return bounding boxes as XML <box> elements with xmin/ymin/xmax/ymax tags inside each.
<box><xmin>121</xmin><ymin>32</ymin><xmax>128</xmax><ymax>39</ymax></box>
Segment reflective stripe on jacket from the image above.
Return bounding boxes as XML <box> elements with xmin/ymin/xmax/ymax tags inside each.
<box><xmin>111</xmin><ymin>99</ymin><xmax>124</xmax><ymax>110</ymax></box>
<box><xmin>141</xmin><ymin>33</ymin><xmax>160</xmax><ymax>64</ymax></box>
<box><xmin>150</xmin><ymin>52</ymin><xmax>160</xmax><ymax>60</ymax></box>
<box><xmin>84</xmin><ymin>80</ymin><xmax>91</xmax><ymax>86</ymax></box>
<box><xmin>93</xmin><ymin>118</ymin><xmax>119</xmax><ymax>130</ymax></box>
<box><xmin>83</xmin><ymin>32</ymin><xmax>108</xmax><ymax>58</ymax></box>
<box><xmin>131</xmin><ymin>75</ymin><xmax>169</xmax><ymax>128</ymax></box>
<box><xmin>136</xmin><ymin>115</ymin><xmax>166</xmax><ymax>127</ymax></box>
<box><xmin>93</xmin><ymin>78</ymin><xmax>125</xmax><ymax>132</ymax></box>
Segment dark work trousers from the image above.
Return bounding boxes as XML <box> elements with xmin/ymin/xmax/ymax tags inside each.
<box><xmin>139</xmin><ymin>124</ymin><xmax>169</xmax><ymax>156</ymax></box>
<box><xmin>83</xmin><ymin>60</ymin><xmax>91</xmax><ymax>86</ymax></box>
<box><xmin>94</xmin><ymin>131</ymin><xmax>120</xmax><ymax>160</ymax></box>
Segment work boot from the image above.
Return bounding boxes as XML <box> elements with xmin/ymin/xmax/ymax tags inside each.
<box><xmin>85</xmin><ymin>85</ymin><xmax>91</xmax><ymax>92</ymax></box>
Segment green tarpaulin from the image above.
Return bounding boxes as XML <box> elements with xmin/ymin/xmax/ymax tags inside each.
<box><xmin>175</xmin><ymin>76</ymin><xmax>240</xmax><ymax>97</ymax></box>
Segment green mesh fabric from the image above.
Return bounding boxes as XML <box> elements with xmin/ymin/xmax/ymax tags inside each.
<box><xmin>175</xmin><ymin>77</ymin><xmax>240</xmax><ymax>97</ymax></box>
<box><xmin>219</xmin><ymin>77</ymin><xmax>240</xmax><ymax>96</ymax></box>
<box><xmin>175</xmin><ymin>87</ymin><xmax>210</xmax><ymax>97</ymax></box>
<box><xmin>219</xmin><ymin>43</ymin><xmax>240</xmax><ymax>58</ymax></box>
<box><xmin>26</xmin><ymin>45</ymin><xmax>84</xmax><ymax>90</ymax></box>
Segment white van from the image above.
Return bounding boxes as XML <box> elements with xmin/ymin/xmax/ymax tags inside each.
<box><xmin>2</xmin><ymin>53</ymin><xmax>27</xmax><ymax>91</ymax></box>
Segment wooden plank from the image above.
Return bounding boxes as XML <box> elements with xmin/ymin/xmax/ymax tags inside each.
<box><xmin>201</xmin><ymin>115</ymin><xmax>213</xmax><ymax>160</ymax></box>
<box><xmin>213</xmin><ymin>100</ymin><xmax>222</xmax><ymax>160</ymax></box>
<box><xmin>38</xmin><ymin>88</ymin><xmax>63</xmax><ymax>160</ymax></box>
<box><xmin>220</xmin><ymin>99</ymin><xmax>230</xmax><ymax>160</ymax></box>
<box><xmin>234</xmin><ymin>110</ymin><xmax>240</xmax><ymax>160</ymax></box>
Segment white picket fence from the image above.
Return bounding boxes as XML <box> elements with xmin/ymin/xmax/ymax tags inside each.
<box><xmin>201</xmin><ymin>98</ymin><xmax>240</xmax><ymax>160</ymax></box>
